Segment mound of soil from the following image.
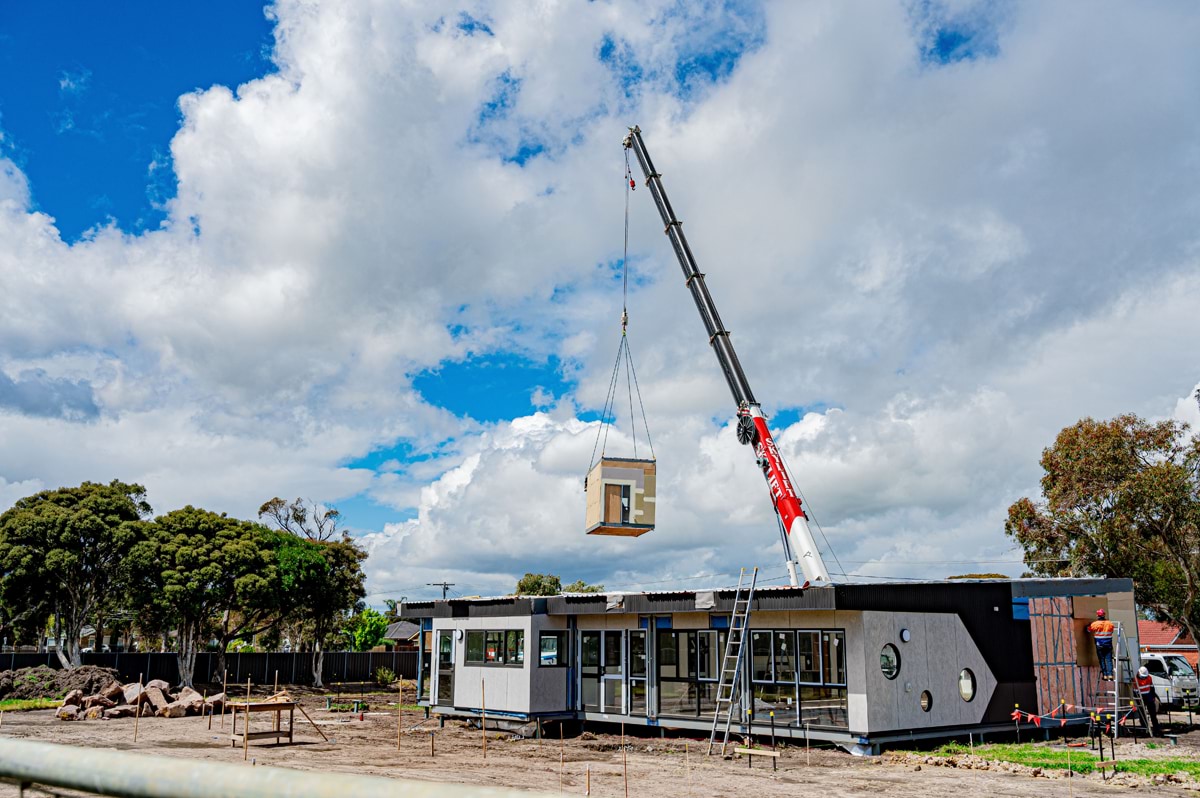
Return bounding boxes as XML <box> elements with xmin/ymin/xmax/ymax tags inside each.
<box><xmin>0</xmin><ymin>665</ymin><xmax>121</xmax><ymax>700</ymax></box>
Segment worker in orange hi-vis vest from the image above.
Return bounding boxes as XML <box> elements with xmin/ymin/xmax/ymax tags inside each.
<box><xmin>1136</xmin><ymin>666</ymin><xmax>1161</xmax><ymax>737</ymax></box>
<box><xmin>1088</xmin><ymin>609</ymin><xmax>1115</xmax><ymax>679</ymax></box>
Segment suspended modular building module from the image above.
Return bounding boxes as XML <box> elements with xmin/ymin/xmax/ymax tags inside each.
<box><xmin>585</xmin><ymin>456</ymin><xmax>656</xmax><ymax>537</ymax></box>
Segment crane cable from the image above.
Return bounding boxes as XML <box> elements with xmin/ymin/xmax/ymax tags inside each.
<box><xmin>587</xmin><ymin>151</ymin><xmax>656</xmax><ymax>473</ymax></box>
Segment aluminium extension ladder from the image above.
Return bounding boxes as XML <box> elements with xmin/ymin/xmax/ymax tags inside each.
<box><xmin>708</xmin><ymin>566</ymin><xmax>758</xmax><ymax>756</ymax></box>
<box><xmin>1093</xmin><ymin>621</ymin><xmax>1152</xmax><ymax>739</ymax></box>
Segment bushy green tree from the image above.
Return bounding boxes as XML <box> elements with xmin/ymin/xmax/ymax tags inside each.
<box><xmin>0</xmin><ymin>481</ymin><xmax>150</xmax><ymax>667</ymax></box>
<box><xmin>257</xmin><ymin>500</ymin><xmax>366</xmax><ymax>687</ymax></box>
<box><xmin>344</xmin><ymin>607</ymin><xmax>389</xmax><ymax>651</ymax></box>
<box><xmin>563</xmin><ymin>579</ymin><xmax>605</xmax><ymax>593</ymax></box>
<box><xmin>290</xmin><ymin>539</ymin><xmax>367</xmax><ymax>687</ymax></box>
<box><xmin>1006</xmin><ymin>414</ymin><xmax>1200</xmax><ymax>658</ymax></box>
<box><xmin>129</xmin><ymin>507</ymin><xmax>283</xmax><ymax>686</ymax></box>
<box><xmin>515</xmin><ymin>573</ymin><xmax>562</xmax><ymax>595</ymax></box>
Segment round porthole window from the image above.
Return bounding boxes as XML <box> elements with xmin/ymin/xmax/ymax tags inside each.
<box><xmin>880</xmin><ymin>644</ymin><xmax>901</xmax><ymax>680</ymax></box>
<box><xmin>920</xmin><ymin>690</ymin><xmax>933</xmax><ymax>712</ymax></box>
<box><xmin>958</xmin><ymin>668</ymin><xmax>976</xmax><ymax>702</ymax></box>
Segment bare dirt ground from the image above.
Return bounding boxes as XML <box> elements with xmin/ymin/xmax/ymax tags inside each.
<box><xmin>3</xmin><ymin>694</ymin><xmax>1200</xmax><ymax>797</ymax></box>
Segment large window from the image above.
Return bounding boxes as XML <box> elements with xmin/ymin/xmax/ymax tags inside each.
<box><xmin>657</xmin><ymin>630</ymin><xmax>725</xmax><ymax>717</ymax></box>
<box><xmin>750</xmin><ymin>631</ymin><xmax>800</xmax><ymax>682</ymax></box>
<box><xmin>748</xmin><ymin>628</ymin><xmax>848</xmax><ymax>730</ymax></box>
<box><xmin>539</xmin><ymin>631</ymin><xmax>568</xmax><ymax>666</ymax></box>
<box><xmin>464</xmin><ymin>629</ymin><xmax>525</xmax><ymax>666</ymax></box>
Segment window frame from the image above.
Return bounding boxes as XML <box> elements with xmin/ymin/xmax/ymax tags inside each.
<box><xmin>464</xmin><ymin>629</ymin><xmax>527</xmax><ymax>667</ymax></box>
<box><xmin>797</xmin><ymin>630</ymin><xmax>822</xmax><ymax>685</ymax></box>
<box><xmin>751</xmin><ymin>630</ymin><xmax>774</xmax><ymax>683</ymax></box>
<box><xmin>822</xmin><ymin>630</ymin><xmax>847</xmax><ymax>686</ymax></box>
<box><xmin>538</xmin><ymin>631</ymin><xmax>569</xmax><ymax>667</ymax></box>
<box><xmin>465</xmin><ymin>631</ymin><xmax>485</xmax><ymax>665</ymax></box>
<box><xmin>880</xmin><ymin>643</ymin><xmax>901</xmax><ymax>680</ymax></box>
<box><xmin>958</xmin><ymin>668</ymin><xmax>976</xmax><ymax>702</ymax></box>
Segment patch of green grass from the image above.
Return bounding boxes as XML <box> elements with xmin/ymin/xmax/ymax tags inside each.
<box><xmin>0</xmin><ymin>698</ymin><xmax>60</xmax><ymax>712</ymax></box>
<box><xmin>927</xmin><ymin>742</ymin><xmax>1200</xmax><ymax>779</ymax></box>
<box><xmin>1109</xmin><ymin>759</ymin><xmax>1200</xmax><ymax>778</ymax></box>
<box><xmin>949</xmin><ymin>743</ymin><xmax>1099</xmax><ymax>774</ymax></box>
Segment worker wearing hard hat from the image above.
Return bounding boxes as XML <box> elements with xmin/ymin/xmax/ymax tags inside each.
<box><xmin>1087</xmin><ymin>609</ymin><xmax>1115</xmax><ymax>679</ymax></box>
<box><xmin>1136</xmin><ymin>666</ymin><xmax>1161</xmax><ymax>737</ymax></box>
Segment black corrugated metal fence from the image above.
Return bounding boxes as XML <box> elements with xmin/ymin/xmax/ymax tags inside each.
<box><xmin>0</xmin><ymin>651</ymin><xmax>416</xmax><ymax>687</ymax></box>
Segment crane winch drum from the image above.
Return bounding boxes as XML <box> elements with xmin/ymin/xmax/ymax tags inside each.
<box><xmin>584</xmin><ymin>456</ymin><xmax>656</xmax><ymax>536</ymax></box>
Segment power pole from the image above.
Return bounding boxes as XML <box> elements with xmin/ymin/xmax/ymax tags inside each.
<box><xmin>427</xmin><ymin>582</ymin><xmax>455</xmax><ymax>600</ymax></box>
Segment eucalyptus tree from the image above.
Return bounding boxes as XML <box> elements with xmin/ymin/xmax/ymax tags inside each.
<box><xmin>0</xmin><ymin>481</ymin><xmax>150</xmax><ymax>667</ymax></box>
<box><xmin>1006</xmin><ymin>414</ymin><xmax>1200</xmax><ymax>658</ymax></box>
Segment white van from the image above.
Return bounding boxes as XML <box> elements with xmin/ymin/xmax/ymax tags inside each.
<box><xmin>1139</xmin><ymin>652</ymin><xmax>1198</xmax><ymax>708</ymax></box>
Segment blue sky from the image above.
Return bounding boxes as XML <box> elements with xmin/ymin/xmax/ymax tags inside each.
<box><xmin>0</xmin><ymin>1</ymin><xmax>771</xmax><ymax>540</ymax></box>
<box><xmin>1</xmin><ymin>2</ymin><xmax>1198</xmax><ymax>604</ymax></box>
<box><xmin>0</xmin><ymin>3</ymin><xmax>274</xmax><ymax>241</ymax></box>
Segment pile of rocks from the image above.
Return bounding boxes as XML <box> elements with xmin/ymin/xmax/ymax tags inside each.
<box><xmin>0</xmin><ymin>665</ymin><xmax>122</xmax><ymax>702</ymax></box>
<box><xmin>55</xmin><ymin>679</ymin><xmax>225</xmax><ymax>721</ymax></box>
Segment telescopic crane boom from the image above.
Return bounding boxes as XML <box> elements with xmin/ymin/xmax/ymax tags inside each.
<box><xmin>623</xmin><ymin>126</ymin><xmax>831</xmax><ymax>586</ymax></box>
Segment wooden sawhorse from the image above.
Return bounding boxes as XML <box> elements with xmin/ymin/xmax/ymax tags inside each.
<box><xmin>230</xmin><ymin>701</ymin><xmax>297</xmax><ymax>760</ymax></box>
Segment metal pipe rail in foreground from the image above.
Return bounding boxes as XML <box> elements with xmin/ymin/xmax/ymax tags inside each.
<box><xmin>0</xmin><ymin>738</ymin><xmax>556</xmax><ymax>798</ymax></box>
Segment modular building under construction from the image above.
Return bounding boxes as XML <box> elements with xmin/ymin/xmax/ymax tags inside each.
<box><xmin>403</xmin><ymin>577</ymin><xmax>1138</xmax><ymax>753</ymax></box>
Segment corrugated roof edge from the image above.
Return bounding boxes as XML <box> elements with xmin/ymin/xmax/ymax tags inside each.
<box><xmin>400</xmin><ymin>578</ymin><xmax>1135</xmax><ymax>618</ymax></box>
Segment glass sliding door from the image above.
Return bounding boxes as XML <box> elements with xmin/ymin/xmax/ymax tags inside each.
<box><xmin>435</xmin><ymin>631</ymin><xmax>454</xmax><ymax>705</ymax></box>
<box><xmin>804</xmin><ymin>630</ymin><xmax>848</xmax><ymax>728</ymax></box>
<box><xmin>629</xmin><ymin>630</ymin><xmax>647</xmax><ymax>715</ymax></box>
<box><xmin>696</xmin><ymin>630</ymin><xmax>720</xmax><ymax>717</ymax></box>
<box><xmin>580</xmin><ymin>630</ymin><xmax>628</xmax><ymax>714</ymax></box>
<box><xmin>580</xmin><ymin>631</ymin><xmax>601</xmax><ymax>711</ymax></box>
<box><xmin>602</xmin><ymin>630</ymin><xmax>625</xmax><ymax>713</ymax></box>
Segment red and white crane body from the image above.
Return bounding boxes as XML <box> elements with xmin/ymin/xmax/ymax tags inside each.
<box><xmin>623</xmin><ymin>126</ymin><xmax>831</xmax><ymax>586</ymax></box>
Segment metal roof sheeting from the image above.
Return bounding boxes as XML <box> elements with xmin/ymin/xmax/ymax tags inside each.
<box><xmin>402</xmin><ymin>578</ymin><xmax>1134</xmax><ymax>618</ymax></box>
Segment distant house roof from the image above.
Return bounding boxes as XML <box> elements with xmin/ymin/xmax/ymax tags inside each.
<box><xmin>385</xmin><ymin>621</ymin><xmax>420</xmax><ymax>642</ymax></box>
<box><xmin>1139</xmin><ymin>620</ymin><xmax>1193</xmax><ymax>648</ymax></box>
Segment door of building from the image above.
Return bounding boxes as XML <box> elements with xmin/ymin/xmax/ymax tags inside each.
<box><xmin>580</xmin><ymin>630</ymin><xmax>627</xmax><ymax>713</ymax></box>
<box><xmin>435</xmin><ymin>630</ymin><xmax>454</xmax><ymax>705</ymax></box>
<box><xmin>602</xmin><ymin>630</ymin><xmax>625</xmax><ymax>713</ymax></box>
<box><xmin>629</xmin><ymin>630</ymin><xmax>647</xmax><ymax>716</ymax></box>
<box><xmin>581</xmin><ymin>631</ymin><xmax>601</xmax><ymax>711</ymax></box>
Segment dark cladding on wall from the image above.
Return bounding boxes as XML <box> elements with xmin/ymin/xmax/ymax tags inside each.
<box><xmin>832</xmin><ymin>579</ymin><xmax>1133</xmax><ymax>725</ymax></box>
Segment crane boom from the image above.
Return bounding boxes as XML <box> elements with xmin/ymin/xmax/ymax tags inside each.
<box><xmin>623</xmin><ymin>126</ymin><xmax>831</xmax><ymax>586</ymax></box>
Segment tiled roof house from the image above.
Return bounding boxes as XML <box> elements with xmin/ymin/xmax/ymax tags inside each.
<box><xmin>1138</xmin><ymin>620</ymin><xmax>1198</xmax><ymax>666</ymax></box>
